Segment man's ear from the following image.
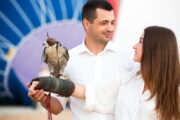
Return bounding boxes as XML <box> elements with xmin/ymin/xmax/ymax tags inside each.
<box><xmin>83</xmin><ymin>18</ymin><xmax>90</xmax><ymax>31</ymax></box>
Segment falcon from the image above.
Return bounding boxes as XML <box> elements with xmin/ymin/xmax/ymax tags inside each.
<box><xmin>43</xmin><ymin>33</ymin><xmax>69</xmax><ymax>78</ymax></box>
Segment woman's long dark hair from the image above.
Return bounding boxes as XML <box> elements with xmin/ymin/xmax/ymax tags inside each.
<box><xmin>141</xmin><ymin>26</ymin><xmax>180</xmax><ymax>120</ymax></box>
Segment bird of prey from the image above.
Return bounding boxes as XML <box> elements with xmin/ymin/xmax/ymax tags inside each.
<box><xmin>42</xmin><ymin>33</ymin><xmax>69</xmax><ymax>78</ymax></box>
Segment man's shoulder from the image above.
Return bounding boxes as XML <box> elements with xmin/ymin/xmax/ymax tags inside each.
<box><xmin>69</xmin><ymin>44</ymin><xmax>82</xmax><ymax>55</ymax></box>
<box><xmin>112</xmin><ymin>42</ymin><xmax>133</xmax><ymax>58</ymax></box>
<box><xmin>111</xmin><ymin>42</ymin><xmax>137</xmax><ymax>67</ymax></box>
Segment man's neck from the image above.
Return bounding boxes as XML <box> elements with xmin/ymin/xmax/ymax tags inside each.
<box><xmin>85</xmin><ymin>38</ymin><xmax>108</xmax><ymax>55</ymax></box>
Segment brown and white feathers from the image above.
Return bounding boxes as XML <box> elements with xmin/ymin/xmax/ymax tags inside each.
<box><xmin>43</xmin><ymin>33</ymin><xmax>69</xmax><ymax>78</ymax></box>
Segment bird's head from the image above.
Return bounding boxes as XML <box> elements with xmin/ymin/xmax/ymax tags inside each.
<box><xmin>43</xmin><ymin>33</ymin><xmax>61</xmax><ymax>47</ymax></box>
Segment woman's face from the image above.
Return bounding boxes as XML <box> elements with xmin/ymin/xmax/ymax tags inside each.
<box><xmin>133</xmin><ymin>33</ymin><xmax>144</xmax><ymax>63</ymax></box>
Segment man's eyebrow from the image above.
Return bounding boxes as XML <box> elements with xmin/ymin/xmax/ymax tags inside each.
<box><xmin>112</xmin><ymin>20</ymin><xmax>115</xmax><ymax>22</ymax></box>
<box><xmin>100</xmin><ymin>19</ymin><xmax>115</xmax><ymax>23</ymax></box>
<box><xmin>100</xmin><ymin>20</ymin><xmax>108</xmax><ymax>22</ymax></box>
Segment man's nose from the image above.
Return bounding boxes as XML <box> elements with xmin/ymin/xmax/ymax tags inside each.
<box><xmin>107</xmin><ymin>24</ymin><xmax>114</xmax><ymax>32</ymax></box>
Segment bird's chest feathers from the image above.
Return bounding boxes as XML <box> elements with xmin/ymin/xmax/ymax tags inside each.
<box><xmin>45</xmin><ymin>46</ymin><xmax>64</xmax><ymax>63</ymax></box>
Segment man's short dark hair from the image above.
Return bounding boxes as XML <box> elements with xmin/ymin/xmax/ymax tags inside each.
<box><xmin>82</xmin><ymin>0</ymin><xmax>113</xmax><ymax>23</ymax></box>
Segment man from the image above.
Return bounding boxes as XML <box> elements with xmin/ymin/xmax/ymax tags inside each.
<box><xmin>28</xmin><ymin>1</ymin><xmax>136</xmax><ymax>120</ymax></box>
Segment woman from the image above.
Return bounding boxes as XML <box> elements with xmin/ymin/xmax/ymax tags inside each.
<box><xmin>115</xmin><ymin>26</ymin><xmax>180</xmax><ymax>120</ymax></box>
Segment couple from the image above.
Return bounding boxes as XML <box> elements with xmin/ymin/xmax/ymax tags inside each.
<box><xmin>28</xmin><ymin>1</ymin><xmax>180</xmax><ymax>120</ymax></box>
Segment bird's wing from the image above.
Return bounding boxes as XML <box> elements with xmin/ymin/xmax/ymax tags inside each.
<box><xmin>63</xmin><ymin>46</ymin><xmax>69</xmax><ymax>61</ymax></box>
<box><xmin>55</xmin><ymin>44</ymin><xmax>61</xmax><ymax>72</ymax></box>
<box><xmin>42</xmin><ymin>47</ymin><xmax>48</xmax><ymax>63</ymax></box>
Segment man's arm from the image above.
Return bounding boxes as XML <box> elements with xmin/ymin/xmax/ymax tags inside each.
<box><xmin>40</xmin><ymin>95</ymin><xmax>63</xmax><ymax>115</ymax></box>
<box><xmin>27</xmin><ymin>82</ymin><xmax>63</xmax><ymax>115</ymax></box>
<box><xmin>71</xmin><ymin>84</ymin><xmax>86</xmax><ymax>99</ymax></box>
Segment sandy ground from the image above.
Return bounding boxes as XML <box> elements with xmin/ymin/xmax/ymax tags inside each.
<box><xmin>0</xmin><ymin>103</ymin><xmax>72</xmax><ymax>120</ymax></box>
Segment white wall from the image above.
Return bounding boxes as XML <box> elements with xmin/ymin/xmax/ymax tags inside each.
<box><xmin>114</xmin><ymin>0</ymin><xmax>180</xmax><ymax>53</ymax></box>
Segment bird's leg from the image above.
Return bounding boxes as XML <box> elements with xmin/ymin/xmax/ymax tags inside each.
<box><xmin>50</xmin><ymin>72</ymin><xmax>54</xmax><ymax>77</ymax></box>
<box><xmin>49</xmin><ymin>67</ymin><xmax>55</xmax><ymax>77</ymax></box>
<box><xmin>55</xmin><ymin>74</ymin><xmax>62</xmax><ymax>78</ymax></box>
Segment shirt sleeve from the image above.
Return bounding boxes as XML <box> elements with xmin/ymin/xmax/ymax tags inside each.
<box><xmin>84</xmin><ymin>81</ymin><xmax>121</xmax><ymax>114</ymax></box>
<box><xmin>84</xmin><ymin>84</ymin><xmax>95</xmax><ymax>111</ymax></box>
<box><xmin>51</xmin><ymin>93</ymin><xmax>68</xmax><ymax>110</ymax></box>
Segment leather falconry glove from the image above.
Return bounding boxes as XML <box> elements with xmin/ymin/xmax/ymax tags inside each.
<box><xmin>30</xmin><ymin>76</ymin><xmax>75</xmax><ymax>97</ymax></box>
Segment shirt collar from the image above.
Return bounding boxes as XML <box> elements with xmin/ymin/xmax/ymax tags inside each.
<box><xmin>104</xmin><ymin>40</ymin><xmax>118</xmax><ymax>52</ymax></box>
<box><xmin>77</xmin><ymin>40</ymin><xmax>118</xmax><ymax>55</ymax></box>
<box><xmin>77</xmin><ymin>40</ymin><xmax>92</xmax><ymax>54</ymax></box>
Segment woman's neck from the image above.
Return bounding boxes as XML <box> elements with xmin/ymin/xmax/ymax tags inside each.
<box><xmin>142</xmin><ymin>85</ymin><xmax>148</xmax><ymax>95</ymax></box>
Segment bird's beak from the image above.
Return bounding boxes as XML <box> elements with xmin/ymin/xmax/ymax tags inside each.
<box><xmin>43</xmin><ymin>43</ymin><xmax>45</xmax><ymax>46</ymax></box>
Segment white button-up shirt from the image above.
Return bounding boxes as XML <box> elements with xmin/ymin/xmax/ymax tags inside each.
<box><xmin>115</xmin><ymin>71</ymin><xmax>157</xmax><ymax>120</ymax></box>
<box><xmin>54</xmin><ymin>41</ymin><xmax>137</xmax><ymax>120</ymax></box>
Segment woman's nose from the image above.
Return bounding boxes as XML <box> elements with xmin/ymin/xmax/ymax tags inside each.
<box><xmin>133</xmin><ymin>43</ymin><xmax>137</xmax><ymax>49</ymax></box>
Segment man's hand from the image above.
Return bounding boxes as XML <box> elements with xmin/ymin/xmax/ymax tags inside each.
<box><xmin>27</xmin><ymin>81</ymin><xmax>47</xmax><ymax>103</ymax></box>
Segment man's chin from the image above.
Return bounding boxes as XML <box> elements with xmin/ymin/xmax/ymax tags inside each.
<box><xmin>105</xmin><ymin>37</ymin><xmax>111</xmax><ymax>41</ymax></box>
<box><xmin>98</xmin><ymin>37</ymin><xmax>110</xmax><ymax>43</ymax></box>
<box><xmin>105</xmin><ymin>35</ymin><xmax>112</xmax><ymax>40</ymax></box>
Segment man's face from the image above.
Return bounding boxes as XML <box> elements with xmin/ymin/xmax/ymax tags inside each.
<box><xmin>87</xmin><ymin>8</ymin><xmax>115</xmax><ymax>44</ymax></box>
